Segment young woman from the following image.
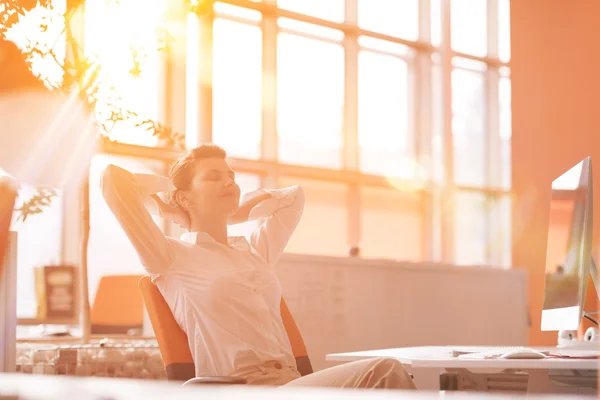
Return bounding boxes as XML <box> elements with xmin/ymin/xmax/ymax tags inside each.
<box><xmin>102</xmin><ymin>144</ymin><xmax>415</xmax><ymax>389</ymax></box>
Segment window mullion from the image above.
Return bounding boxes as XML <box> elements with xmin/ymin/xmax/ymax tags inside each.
<box><xmin>486</xmin><ymin>0</ymin><xmax>501</xmax><ymax>265</ymax></box>
<box><xmin>62</xmin><ymin>2</ymin><xmax>86</xmax><ymax>266</ymax></box>
<box><xmin>345</xmin><ymin>0</ymin><xmax>359</xmax><ymax>253</ymax></box>
<box><xmin>261</xmin><ymin>2</ymin><xmax>279</xmax><ymax>188</ymax></box>
<box><xmin>163</xmin><ymin>0</ymin><xmax>187</xmax><ymax>147</ymax></box>
<box><xmin>196</xmin><ymin>9</ymin><xmax>214</xmax><ymax>145</ymax></box>
<box><xmin>417</xmin><ymin>0</ymin><xmax>434</xmax><ymax>260</ymax></box>
<box><xmin>440</xmin><ymin>0</ymin><xmax>455</xmax><ymax>263</ymax></box>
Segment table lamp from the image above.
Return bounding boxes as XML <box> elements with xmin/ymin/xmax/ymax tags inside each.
<box><xmin>0</xmin><ymin>38</ymin><xmax>98</xmax><ymax>359</ymax></box>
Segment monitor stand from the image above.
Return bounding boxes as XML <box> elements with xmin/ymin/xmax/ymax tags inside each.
<box><xmin>591</xmin><ymin>256</ymin><xmax>600</xmax><ymax>302</ymax></box>
<box><xmin>557</xmin><ymin>256</ymin><xmax>600</xmax><ymax>350</ymax></box>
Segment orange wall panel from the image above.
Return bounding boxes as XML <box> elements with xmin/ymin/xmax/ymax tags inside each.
<box><xmin>511</xmin><ymin>0</ymin><xmax>600</xmax><ymax>345</ymax></box>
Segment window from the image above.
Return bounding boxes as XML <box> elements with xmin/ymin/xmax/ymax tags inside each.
<box><xmin>453</xmin><ymin>191</ymin><xmax>487</xmax><ymax>265</ymax></box>
<box><xmin>360</xmin><ymin>187</ymin><xmax>423</xmax><ymax>261</ymax></box>
<box><xmin>133</xmin><ymin>0</ymin><xmax>513</xmax><ymax>265</ymax></box>
<box><xmin>84</xmin><ymin>0</ymin><xmax>165</xmax><ymax>146</ymax></box>
<box><xmin>212</xmin><ymin>18</ymin><xmax>262</xmax><ymax>159</ymax></box>
<box><xmin>277</xmin><ymin>31</ymin><xmax>345</xmax><ymax>169</ymax></box>
<box><xmin>30</xmin><ymin>0</ymin><xmax>511</xmax><ymax>278</ymax></box>
<box><xmin>277</xmin><ymin>0</ymin><xmax>345</xmax><ymax>23</ymax></box>
<box><xmin>12</xmin><ymin>187</ymin><xmax>63</xmax><ymax>318</ymax></box>
<box><xmin>451</xmin><ymin>0</ymin><xmax>487</xmax><ymax>57</ymax></box>
<box><xmin>489</xmin><ymin>195</ymin><xmax>512</xmax><ymax>267</ymax></box>
<box><xmin>498</xmin><ymin>0</ymin><xmax>511</xmax><ymax>62</ymax></box>
<box><xmin>358</xmin><ymin>50</ymin><xmax>410</xmax><ymax>176</ymax></box>
<box><xmin>358</xmin><ymin>0</ymin><xmax>419</xmax><ymax>41</ymax></box>
<box><xmin>451</xmin><ymin>62</ymin><xmax>486</xmax><ymax>187</ymax></box>
<box><xmin>278</xmin><ymin>177</ymin><xmax>348</xmax><ymax>256</ymax></box>
<box><xmin>454</xmin><ymin>192</ymin><xmax>512</xmax><ymax>267</ymax></box>
<box><xmin>430</xmin><ymin>0</ymin><xmax>442</xmax><ymax>46</ymax></box>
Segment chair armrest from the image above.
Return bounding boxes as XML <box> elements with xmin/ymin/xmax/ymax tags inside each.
<box><xmin>183</xmin><ymin>376</ymin><xmax>248</xmax><ymax>386</ymax></box>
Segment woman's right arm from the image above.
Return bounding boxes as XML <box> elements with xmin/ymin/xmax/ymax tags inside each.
<box><xmin>100</xmin><ymin>164</ymin><xmax>179</xmax><ymax>275</ymax></box>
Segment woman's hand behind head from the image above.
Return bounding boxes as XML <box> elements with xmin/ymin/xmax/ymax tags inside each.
<box><xmin>156</xmin><ymin>193</ymin><xmax>191</xmax><ymax>231</ymax></box>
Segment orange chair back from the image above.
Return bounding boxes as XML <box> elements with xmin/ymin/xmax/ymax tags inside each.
<box><xmin>91</xmin><ymin>275</ymin><xmax>144</xmax><ymax>334</ymax></box>
<box><xmin>138</xmin><ymin>276</ymin><xmax>312</xmax><ymax>381</ymax></box>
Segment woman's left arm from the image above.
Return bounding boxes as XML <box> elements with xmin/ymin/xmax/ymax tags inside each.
<box><xmin>230</xmin><ymin>186</ymin><xmax>305</xmax><ymax>266</ymax></box>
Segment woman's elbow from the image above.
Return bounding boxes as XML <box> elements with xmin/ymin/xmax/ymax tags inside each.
<box><xmin>100</xmin><ymin>165</ymin><xmax>128</xmax><ymax>194</ymax></box>
<box><xmin>292</xmin><ymin>185</ymin><xmax>305</xmax><ymax>211</ymax></box>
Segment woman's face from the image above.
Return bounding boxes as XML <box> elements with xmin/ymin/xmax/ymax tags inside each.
<box><xmin>183</xmin><ymin>157</ymin><xmax>240</xmax><ymax>217</ymax></box>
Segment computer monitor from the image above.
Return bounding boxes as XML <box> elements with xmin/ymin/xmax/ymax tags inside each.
<box><xmin>541</xmin><ymin>157</ymin><xmax>597</xmax><ymax>331</ymax></box>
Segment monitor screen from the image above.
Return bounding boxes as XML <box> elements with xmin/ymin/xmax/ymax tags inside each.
<box><xmin>541</xmin><ymin>157</ymin><xmax>593</xmax><ymax>331</ymax></box>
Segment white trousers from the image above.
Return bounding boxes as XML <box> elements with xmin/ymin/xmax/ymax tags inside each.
<box><xmin>238</xmin><ymin>358</ymin><xmax>416</xmax><ymax>390</ymax></box>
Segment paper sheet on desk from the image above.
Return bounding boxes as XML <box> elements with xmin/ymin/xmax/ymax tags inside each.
<box><xmin>551</xmin><ymin>349</ymin><xmax>600</xmax><ymax>359</ymax></box>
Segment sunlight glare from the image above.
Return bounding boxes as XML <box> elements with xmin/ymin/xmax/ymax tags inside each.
<box><xmin>383</xmin><ymin>157</ymin><xmax>428</xmax><ymax>193</ymax></box>
<box><xmin>84</xmin><ymin>0</ymin><xmax>165</xmax><ymax>146</ymax></box>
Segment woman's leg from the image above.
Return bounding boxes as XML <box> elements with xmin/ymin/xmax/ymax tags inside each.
<box><xmin>283</xmin><ymin>357</ymin><xmax>416</xmax><ymax>390</ymax></box>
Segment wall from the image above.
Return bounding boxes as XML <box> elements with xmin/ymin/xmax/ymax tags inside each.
<box><xmin>277</xmin><ymin>254</ymin><xmax>528</xmax><ymax>371</ymax></box>
<box><xmin>511</xmin><ymin>0</ymin><xmax>600</xmax><ymax>345</ymax></box>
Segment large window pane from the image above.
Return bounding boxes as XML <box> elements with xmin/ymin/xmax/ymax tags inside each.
<box><xmin>84</xmin><ymin>0</ymin><xmax>165</xmax><ymax>146</ymax></box>
<box><xmin>277</xmin><ymin>0</ymin><xmax>344</xmax><ymax>23</ymax></box>
<box><xmin>88</xmin><ymin>155</ymin><xmax>165</xmax><ymax>302</ymax></box>
<box><xmin>12</xmin><ymin>187</ymin><xmax>63</xmax><ymax>318</ymax></box>
<box><xmin>451</xmin><ymin>0</ymin><xmax>487</xmax><ymax>57</ymax></box>
<box><xmin>278</xmin><ymin>177</ymin><xmax>348</xmax><ymax>256</ymax></box>
<box><xmin>498</xmin><ymin>0</ymin><xmax>511</xmax><ymax>62</ymax></box>
<box><xmin>488</xmin><ymin>195</ymin><xmax>512</xmax><ymax>268</ymax></box>
<box><xmin>360</xmin><ymin>187</ymin><xmax>422</xmax><ymax>261</ymax></box>
<box><xmin>358</xmin><ymin>51</ymin><xmax>410</xmax><ymax>176</ymax></box>
<box><xmin>212</xmin><ymin>19</ymin><xmax>262</xmax><ymax>159</ymax></box>
<box><xmin>358</xmin><ymin>0</ymin><xmax>419</xmax><ymax>41</ymax></box>
<box><xmin>452</xmin><ymin>66</ymin><xmax>486</xmax><ymax>187</ymax></box>
<box><xmin>277</xmin><ymin>34</ymin><xmax>344</xmax><ymax>169</ymax></box>
<box><xmin>499</xmin><ymin>74</ymin><xmax>511</xmax><ymax>190</ymax></box>
<box><xmin>454</xmin><ymin>191</ymin><xmax>487</xmax><ymax>265</ymax></box>
<box><xmin>430</xmin><ymin>0</ymin><xmax>441</xmax><ymax>47</ymax></box>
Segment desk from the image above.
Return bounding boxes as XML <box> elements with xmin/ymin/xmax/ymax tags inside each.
<box><xmin>0</xmin><ymin>373</ymin><xmax>592</xmax><ymax>400</ymax></box>
<box><xmin>327</xmin><ymin>346</ymin><xmax>598</xmax><ymax>395</ymax></box>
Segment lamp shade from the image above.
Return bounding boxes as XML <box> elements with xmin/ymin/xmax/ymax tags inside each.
<box><xmin>0</xmin><ymin>38</ymin><xmax>97</xmax><ymax>190</ymax></box>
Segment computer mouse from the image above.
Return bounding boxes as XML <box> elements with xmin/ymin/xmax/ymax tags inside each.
<box><xmin>499</xmin><ymin>350</ymin><xmax>546</xmax><ymax>360</ymax></box>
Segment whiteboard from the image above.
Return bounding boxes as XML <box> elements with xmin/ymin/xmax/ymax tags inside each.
<box><xmin>277</xmin><ymin>254</ymin><xmax>529</xmax><ymax>372</ymax></box>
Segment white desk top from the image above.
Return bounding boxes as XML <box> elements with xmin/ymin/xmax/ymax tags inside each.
<box><xmin>0</xmin><ymin>373</ymin><xmax>588</xmax><ymax>400</ymax></box>
<box><xmin>326</xmin><ymin>346</ymin><xmax>599</xmax><ymax>370</ymax></box>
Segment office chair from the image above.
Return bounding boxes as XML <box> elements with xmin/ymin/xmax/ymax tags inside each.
<box><xmin>138</xmin><ymin>276</ymin><xmax>313</xmax><ymax>385</ymax></box>
<box><xmin>91</xmin><ymin>275</ymin><xmax>145</xmax><ymax>334</ymax></box>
